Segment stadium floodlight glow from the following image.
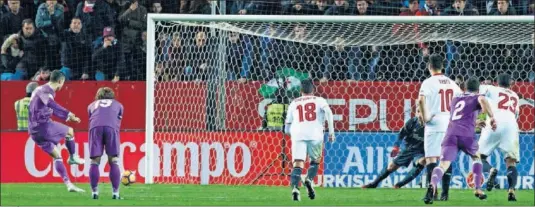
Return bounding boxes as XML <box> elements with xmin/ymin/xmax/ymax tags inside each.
<box><xmin>145</xmin><ymin>14</ymin><xmax>534</xmax><ymax>184</ymax></box>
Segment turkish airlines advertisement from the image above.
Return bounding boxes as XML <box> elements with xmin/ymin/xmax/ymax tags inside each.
<box><xmin>0</xmin><ymin>132</ymin><xmax>322</xmax><ymax>186</ymax></box>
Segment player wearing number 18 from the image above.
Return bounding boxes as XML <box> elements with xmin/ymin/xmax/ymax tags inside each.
<box><xmin>87</xmin><ymin>87</ymin><xmax>124</xmax><ymax>200</ymax></box>
<box><xmin>424</xmin><ymin>78</ymin><xmax>498</xmax><ymax>204</ymax></box>
<box><xmin>285</xmin><ymin>79</ymin><xmax>335</xmax><ymax>202</ymax></box>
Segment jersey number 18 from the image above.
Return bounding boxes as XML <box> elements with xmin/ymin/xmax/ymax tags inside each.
<box><xmin>297</xmin><ymin>103</ymin><xmax>317</xmax><ymax>122</ymax></box>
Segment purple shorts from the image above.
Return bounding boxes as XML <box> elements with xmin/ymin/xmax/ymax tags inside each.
<box><xmin>89</xmin><ymin>126</ymin><xmax>120</xmax><ymax>158</ymax></box>
<box><xmin>440</xmin><ymin>135</ymin><xmax>479</xmax><ymax>162</ymax></box>
<box><xmin>31</xmin><ymin>121</ymin><xmax>69</xmax><ymax>154</ymax></box>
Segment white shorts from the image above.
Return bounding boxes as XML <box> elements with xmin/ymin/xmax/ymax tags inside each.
<box><xmin>291</xmin><ymin>139</ymin><xmax>323</xmax><ymax>162</ymax></box>
<box><xmin>424</xmin><ymin>131</ymin><xmax>445</xmax><ymax>158</ymax></box>
<box><xmin>478</xmin><ymin>124</ymin><xmax>520</xmax><ymax>161</ymax></box>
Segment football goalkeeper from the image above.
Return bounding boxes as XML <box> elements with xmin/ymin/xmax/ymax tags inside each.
<box><xmin>363</xmin><ymin>108</ymin><xmax>453</xmax><ymax>200</ymax></box>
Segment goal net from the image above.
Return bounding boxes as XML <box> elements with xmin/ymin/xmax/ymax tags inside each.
<box><xmin>145</xmin><ymin>14</ymin><xmax>535</xmax><ymax>188</ymax></box>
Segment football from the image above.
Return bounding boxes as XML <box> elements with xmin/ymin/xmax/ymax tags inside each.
<box><xmin>121</xmin><ymin>170</ymin><xmax>136</xmax><ymax>186</ymax></box>
<box><xmin>466</xmin><ymin>172</ymin><xmax>484</xmax><ymax>188</ymax></box>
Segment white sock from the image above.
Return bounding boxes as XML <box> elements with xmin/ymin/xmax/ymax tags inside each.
<box><xmin>92</xmin><ymin>192</ymin><xmax>99</xmax><ymax>196</ymax></box>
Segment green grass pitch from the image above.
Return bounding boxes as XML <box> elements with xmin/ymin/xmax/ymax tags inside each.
<box><xmin>1</xmin><ymin>183</ymin><xmax>534</xmax><ymax>206</ymax></box>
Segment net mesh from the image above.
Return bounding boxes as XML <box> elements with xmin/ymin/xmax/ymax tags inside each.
<box><xmin>150</xmin><ymin>18</ymin><xmax>534</xmax><ymax>187</ymax></box>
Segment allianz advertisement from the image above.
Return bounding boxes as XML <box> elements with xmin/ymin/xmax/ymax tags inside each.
<box><xmin>323</xmin><ymin>132</ymin><xmax>534</xmax><ymax>189</ymax></box>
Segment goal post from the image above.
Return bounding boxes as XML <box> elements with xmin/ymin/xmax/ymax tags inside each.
<box><xmin>145</xmin><ymin>14</ymin><xmax>534</xmax><ymax>186</ymax></box>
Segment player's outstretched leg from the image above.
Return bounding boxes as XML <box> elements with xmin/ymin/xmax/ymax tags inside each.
<box><xmin>48</xmin><ymin>148</ymin><xmax>84</xmax><ymax>193</ymax></box>
<box><xmin>480</xmin><ymin>154</ymin><xmax>498</xmax><ymax>191</ymax></box>
<box><xmin>505</xmin><ymin>158</ymin><xmax>518</xmax><ymax>202</ymax></box>
<box><xmin>65</xmin><ymin>128</ymin><xmax>84</xmax><ymax>165</ymax></box>
<box><xmin>364</xmin><ymin>162</ymin><xmax>398</xmax><ymax>188</ymax></box>
<box><xmin>394</xmin><ymin>159</ymin><xmax>425</xmax><ymax>188</ymax></box>
<box><xmin>109</xmin><ymin>157</ymin><xmax>123</xmax><ymax>199</ymax></box>
<box><xmin>90</xmin><ymin>157</ymin><xmax>101</xmax><ymax>199</ymax></box>
<box><xmin>304</xmin><ymin>161</ymin><xmax>319</xmax><ymax>200</ymax></box>
<box><xmin>472</xmin><ymin>159</ymin><xmax>487</xmax><ymax>200</ymax></box>
<box><xmin>440</xmin><ymin>166</ymin><xmax>452</xmax><ymax>201</ymax></box>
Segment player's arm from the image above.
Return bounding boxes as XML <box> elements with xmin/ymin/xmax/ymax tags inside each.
<box><xmin>320</xmin><ymin>99</ymin><xmax>335</xmax><ymax>142</ymax></box>
<box><xmin>391</xmin><ymin>119</ymin><xmax>410</xmax><ymax>157</ymax></box>
<box><xmin>417</xmin><ymin>95</ymin><xmax>428</xmax><ymax>123</ymax></box>
<box><xmin>417</xmin><ymin>81</ymin><xmax>431</xmax><ymax>123</ymax></box>
<box><xmin>284</xmin><ymin>103</ymin><xmax>294</xmax><ymax>135</ymax></box>
<box><xmin>118</xmin><ymin>104</ymin><xmax>124</xmax><ymax>120</ymax></box>
<box><xmin>39</xmin><ymin>92</ymin><xmax>71</xmax><ymax>121</ymax></box>
<box><xmin>478</xmin><ymin>96</ymin><xmax>497</xmax><ymax>130</ymax></box>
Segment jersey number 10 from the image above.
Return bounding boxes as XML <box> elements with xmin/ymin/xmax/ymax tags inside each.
<box><xmin>439</xmin><ymin>89</ymin><xmax>454</xmax><ymax>112</ymax></box>
<box><xmin>297</xmin><ymin>103</ymin><xmax>317</xmax><ymax>122</ymax></box>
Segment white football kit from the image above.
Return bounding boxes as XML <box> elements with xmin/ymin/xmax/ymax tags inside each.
<box><xmin>418</xmin><ymin>74</ymin><xmax>462</xmax><ymax>157</ymax></box>
<box><xmin>478</xmin><ymin>85</ymin><xmax>520</xmax><ymax>160</ymax></box>
<box><xmin>285</xmin><ymin>95</ymin><xmax>334</xmax><ymax>161</ymax></box>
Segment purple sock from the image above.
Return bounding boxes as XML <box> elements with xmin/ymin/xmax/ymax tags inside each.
<box><xmin>65</xmin><ymin>138</ymin><xmax>76</xmax><ymax>156</ymax></box>
<box><xmin>431</xmin><ymin>167</ymin><xmax>444</xmax><ymax>189</ymax></box>
<box><xmin>54</xmin><ymin>159</ymin><xmax>70</xmax><ymax>184</ymax></box>
<box><xmin>90</xmin><ymin>164</ymin><xmax>100</xmax><ymax>192</ymax></box>
<box><xmin>109</xmin><ymin>162</ymin><xmax>120</xmax><ymax>193</ymax></box>
<box><xmin>473</xmin><ymin>161</ymin><xmax>483</xmax><ymax>190</ymax></box>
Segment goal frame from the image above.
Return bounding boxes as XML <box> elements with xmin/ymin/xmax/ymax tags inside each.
<box><xmin>145</xmin><ymin>14</ymin><xmax>533</xmax><ymax>184</ymax></box>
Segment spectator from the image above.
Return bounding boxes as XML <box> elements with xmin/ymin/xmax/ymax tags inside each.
<box><xmin>36</xmin><ymin>0</ymin><xmax>64</xmax><ymax>71</ymax></box>
<box><xmin>118</xmin><ymin>0</ymin><xmax>147</xmax><ymax>80</ymax></box>
<box><xmin>185</xmin><ymin>31</ymin><xmax>215</xmax><ymax>81</ymax></box>
<box><xmin>76</xmin><ymin>0</ymin><xmax>115</xmax><ymax>40</ymax></box>
<box><xmin>0</xmin><ymin>0</ymin><xmax>8</xmax><ymax>23</ymax></box>
<box><xmin>369</xmin><ymin>0</ymin><xmax>400</xmax><ymax>15</ymax></box>
<box><xmin>61</xmin><ymin>17</ymin><xmax>92</xmax><ymax>80</ymax></box>
<box><xmin>529</xmin><ymin>0</ymin><xmax>535</xmax><ymax>14</ymax></box>
<box><xmin>483</xmin><ymin>0</ymin><xmax>515</xmax><ymax>14</ymax></box>
<box><xmin>92</xmin><ymin>27</ymin><xmax>125</xmax><ymax>82</ymax></box>
<box><xmin>492</xmin><ymin>0</ymin><xmax>518</xmax><ymax>14</ymax></box>
<box><xmin>181</xmin><ymin>0</ymin><xmax>211</xmax><ymax>14</ymax></box>
<box><xmin>1</xmin><ymin>0</ymin><xmax>25</xmax><ymax>41</ymax></box>
<box><xmin>442</xmin><ymin>0</ymin><xmax>479</xmax><ymax>15</ymax></box>
<box><xmin>400</xmin><ymin>0</ymin><xmax>423</xmax><ymax>15</ymax></box>
<box><xmin>167</xmin><ymin>32</ymin><xmax>184</xmax><ymax>80</ymax></box>
<box><xmin>31</xmin><ymin>66</ymin><xmax>51</xmax><ymax>81</ymax></box>
<box><xmin>159</xmin><ymin>0</ymin><xmax>179</xmax><ymax>13</ymax></box>
<box><xmin>151</xmin><ymin>0</ymin><xmax>163</xmax><ymax>13</ymax></box>
<box><xmin>227</xmin><ymin>32</ymin><xmax>253</xmax><ymax>82</ymax></box>
<box><xmin>321</xmin><ymin>37</ymin><xmax>363</xmax><ymax>82</ymax></box>
<box><xmin>18</xmin><ymin>19</ymin><xmax>47</xmax><ymax>79</ymax></box>
<box><xmin>306</xmin><ymin>0</ymin><xmax>329</xmax><ymax>15</ymax></box>
<box><xmin>284</xmin><ymin>0</ymin><xmax>312</xmax><ymax>15</ymax></box>
<box><xmin>230</xmin><ymin>0</ymin><xmax>256</xmax><ymax>14</ymax></box>
<box><xmin>420</xmin><ymin>0</ymin><xmax>444</xmax><ymax>15</ymax></box>
<box><xmin>286</xmin><ymin>24</ymin><xmax>322</xmax><ymax>79</ymax></box>
<box><xmin>1</xmin><ymin>34</ymin><xmax>24</xmax><ymax>78</ymax></box>
<box><xmin>103</xmin><ymin>0</ymin><xmax>122</xmax><ymax>19</ymax></box>
<box><xmin>356</xmin><ymin>0</ymin><xmax>373</xmax><ymax>15</ymax></box>
<box><xmin>132</xmin><ymin>31</ymin><xmax>146</xmax><ymax>80</ymax></box>
<box><xmin>325</xmin><ymin>0</ymin><xmax>355</xmax><ymax>15</ymax></box>
<box><xmin>14</xmin><ymin>82</ymin><xmax>38</xmax><ymax>131</ymax></box>
<box><xmin>155</xmin><ymin>61</ymin><xmax>170</xmax><ymax>82</ymax></box>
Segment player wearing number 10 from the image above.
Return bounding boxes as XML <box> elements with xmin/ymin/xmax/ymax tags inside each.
<box><xmin>285</xmin><ymin>79</ymin><xmax>335</xmax><ymax>202</ymax></box>
<box><xmin>417</xmin><ymin>54</ymin><xmax>462</xmax><ymax>199</ymax></box>
<box><xmin>424</xmin><ymin>78</ymin><xmax>498</xmax><ymax>204</ymax></box>
<box><xmin>87</xmin><ymin>87</ymin><xmax>124</xmax><ymax>200</ymax></box>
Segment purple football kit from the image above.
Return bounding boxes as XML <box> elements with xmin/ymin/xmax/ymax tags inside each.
<box><xmin>28</xmin><ymin>84</ymin><xmax>71</xmax><ymax>154</ymax></box>
<box><xmin>441</xmin><ymin>93</ymin><xmax>482</xmax><ymax>161</ymax></box>
<box><xmin>87</xmin><ymin>99</ymin><xmax>123</xmax><ymax>158</ymax></box>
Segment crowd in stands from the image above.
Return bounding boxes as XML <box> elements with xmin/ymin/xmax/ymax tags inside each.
<box><xmin>0</xmin><ymin>0</ymin><xmax>534</xmax><ymax>82</ymax></box>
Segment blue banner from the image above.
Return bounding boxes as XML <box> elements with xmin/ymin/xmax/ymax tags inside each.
<box><xmin>323</xmin><ymin>132</ymin><xmax>534</xmax><ymax>189</ymax></box>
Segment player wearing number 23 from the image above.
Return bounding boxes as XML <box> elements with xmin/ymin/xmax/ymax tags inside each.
<box><xmin>87</xmin><ymin>87</ymin><xmax>124</xmax><ymax>200</ymax></box>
